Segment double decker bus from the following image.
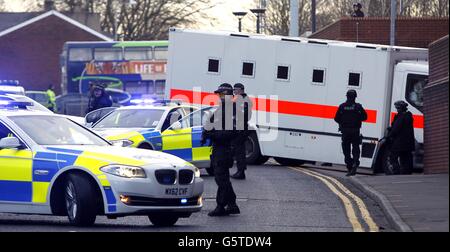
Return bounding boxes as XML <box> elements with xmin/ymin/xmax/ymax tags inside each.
<box><xmin>61</xmin><ymin>41</ymin><xmax>168</xmax><ymax>99</ymax></box>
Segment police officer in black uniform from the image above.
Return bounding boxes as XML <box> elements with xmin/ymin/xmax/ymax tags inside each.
<box><xmin>86</xmin><ymin>84</ymin><xmax>113</xmax><ymax>114</ymax></box>
<box><xmin>351</xmin><ymin>3</ymin><xmax>365</xmax><ymax>17</ymax></box>
<box><xmin>231</xmin><ymin>83</ymin><xmax>253</xmax><ymax>180</ymax></box>
<box><xmin>386</xmin><ymin>101</ymin><xmax>415</xmax><ymax>175</ymax></box>
<box><xmin>334</xmin><ymin>90</ymin><xmax>368</xmax><ymax>176</ymax></box>
<box><xmin>202</xmin><ymin>83</ymin><xmax>240</xmax><ymax>217</ymax></box>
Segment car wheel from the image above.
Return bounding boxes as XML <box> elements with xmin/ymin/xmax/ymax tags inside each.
<box><xmin>245</xmin><ymin>132</ymin><xmax>265</xmax><ymax>165</ymax></box>
<box><xmin>148</xmin><ymin>214</ymin><xmax>179</xmax><ymax>227</ymax></box>
<box><xmin>65</xmin><ymin>174</ymin><xmax>97</xmax><ymax>226</ymax></box>
<box><xmin>274</xmin><ymin>157</ymin><xmax>306</xmax><ymax>167</ymax></box>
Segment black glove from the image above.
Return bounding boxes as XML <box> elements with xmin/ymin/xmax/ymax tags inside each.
<box><xmin>200</xmin><ymin>134</ymin><xmax>207</xmax><ymax>146</ymax></box>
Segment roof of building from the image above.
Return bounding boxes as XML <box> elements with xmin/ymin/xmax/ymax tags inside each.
<box><xmin>309</xmin><ymin>17</ymin><xmax>449</xmax><ymax>48</ymax></box>
<box><xmin>0</xmin><ymin>10</ymin><xmax>112</xmax><ymax>41</ymax></box>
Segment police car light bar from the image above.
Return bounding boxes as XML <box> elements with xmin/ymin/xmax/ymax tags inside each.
<box><xmin>0</xmin><ymin>80</ymin><xmax>20</xmax><ymax>86</ymax></box>
<box><xmin>0</xmin><ymin>85</ymin><xmax>25</xmax><ymax>95</ymax></box>
<box><xmin>130</xmin><ymin>98</ymin><xmax>155</xmax><ymax>105</ymax></box>
<box><xmin>129</xmin><ymin>99</ymin><xmax>184</xmax><ymax>106</ymax></box>
<box><xmin>0</xmin><ymin>100</ymin><xmax>34</xmax><ymax>108</ymax></box>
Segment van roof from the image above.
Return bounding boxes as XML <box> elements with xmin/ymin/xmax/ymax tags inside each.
<box><xmin>170</xmin><ymin>28</ymin><xmax>429</xmax><ymax>52</ymax></box>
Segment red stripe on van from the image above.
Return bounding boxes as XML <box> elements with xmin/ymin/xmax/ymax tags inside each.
<box><xmin>390</xmin><ymin>112</ymin><xmax>424</xmax><ymax>129</ymax></box>
<box><xmin>170</xmin><ymin>88</ymin><xmax>377</xmax><ymax>124</ymax></box>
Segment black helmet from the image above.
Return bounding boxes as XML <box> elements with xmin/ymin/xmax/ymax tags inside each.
<box><xmin>353</xmin><ymin>2</ymin><xmax>362</xmax><ymax>8</ymax></box>
<box><xmin>233</xmin><ymin>83</ymin><xmax>245</xmax><ymax>91</ymax></box>
<box><xmin>394</xmin><ymin>100</ymin><xmax>408</xmax><ymax>110</ymax></box>
<box><xmin>346</xmin><ymin>89</ymin><xmax>357</xmax><ymax>99</ymax></box>
<box><xmin>214</xmin><ymin>83</ymin><xmax>233</xmax><ymax>95</ymax></box>
<box><xmin>93</xmin><ymin>84</ymin><xmax>105</xmax><ymax>91</ymax></box>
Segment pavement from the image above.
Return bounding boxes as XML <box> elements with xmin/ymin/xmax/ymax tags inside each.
<box><xmin>0</xmin><ymin>164</ymin><xmax>391</xmax><ymax>232</ymax></box>
<box><xmin>305</xmin><ymin>164</ymin><xmax>449</xmax><ymax>232</ymax></box>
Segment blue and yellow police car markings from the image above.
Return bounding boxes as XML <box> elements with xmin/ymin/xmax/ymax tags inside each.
<box><xmin>141</xmin><ymin>130</ymin><xmax>163</xmax><ymax>150</ymax></box>
<box><xmin>0</xmin><ymin>149</ymin><xmax>33</xmax><ymax>202</ymax></box>
<box><xmin>106</xmin><ymin>131</ymin><xmax>146</xmax><ymax>147</ymax></box>
<box><xmin>161</xmin><ymin>128</ymin><xmax>195</xmax><ymax>162</ymax></box>
<box><xmin>191</xmin><ymin>126</ymin><xmax>211</xmax><ymax>162</ymax></box>
<box><xmin>0</xmin><ymin>146</ymin><xmax>146</xmax><ymax>213</ymax></box>
<box><xmin>31</xmin><ymin>151</ymin><xmax>58</xmax><ymax>204</ymax></box>
<box><xmin>31</xmin><ymin>148</ymin><xmax>86</xmax><ymax>204</ymax></box>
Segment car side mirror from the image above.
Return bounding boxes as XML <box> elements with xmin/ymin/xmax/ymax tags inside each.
<box><xmin>85</xmin><ymin>111</ymin><xmax>100</xmax><ymax>124</ymax></box>
<box><xmin>0</xmin><ymin>137</ymin><xmax>22</xmax><ymax>149</ymax></box>
<box><xmin>170</xmin><ymin>121</ymin><xmax>182</xmax><ymax>131</ymax></box>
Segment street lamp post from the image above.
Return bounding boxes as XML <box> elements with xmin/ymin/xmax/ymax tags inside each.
<box><xmin>250</xmin><ymin>8</ymin><xmax>266</xmax><ymax>34</ymax></box>
<box><xmin>390</xmin><ymin>0</ymin><xmax>397</xmax><ymax>46</ymax></box>
<box><xmin>232</xmin><ymin>12</ymin><xmax>248</xmax><ymax>32</ymax></box>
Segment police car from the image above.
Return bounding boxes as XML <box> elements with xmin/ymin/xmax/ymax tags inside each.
<box><xmin>90</xmin><ymin>100</ymin><xmax>213</xmax><ymax>168</ymax></box>
<box><xmin>92</xmin><ymin>101</ymin><xmax>266</xmax><ymax>175</ymax></box>
<box><xmin>0</xmin><ymin>80</ymin><xmax>25</xmax><ymax>96</ymax></box>
<box><xmin>0</xmin><ymin>99</ymin><xmax>204</xmax><ymax>227</ymax></box>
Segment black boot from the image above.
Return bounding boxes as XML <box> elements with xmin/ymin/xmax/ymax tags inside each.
<box><xmin>225</xmin><ymin>204</ymin><xmax>240</xmax><ymax>215</ymax></box>
<box><xmin>345</xmin><ymin>165</ymin><xmax>352</xmax><ymax>176</ymax></box>
<box><xmin>208</xmin><ymin>206</ymin><xmax>229</xmax><ymax>217</ymax></box>
<box><xmin>231</xmin><ymin>171</ymin><xmax>246</xmax><ymax>180</ymax></box>
<box><xmin>350</xmin><ymin>161</ymin><xmax>360</xmax><ymax>176</ymax></box>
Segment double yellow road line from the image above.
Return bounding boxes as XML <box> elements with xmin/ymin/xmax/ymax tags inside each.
<box><xmin>290</xmin><ymin>167</ymin><xmax>379</xmax><ymax>232</ymax></box>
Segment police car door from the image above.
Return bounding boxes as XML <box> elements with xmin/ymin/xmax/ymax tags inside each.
<box><xmin>0</xmin><ymin>121</ymin><xmax>34</xmax><ymax>205</ymax></box>
<box><xmin>188</xmin><ymin>108</ymin><xmax>212</xmax><ymax>165</ymax></box>
<box><xmin>161</xmin><ymin>108</ymin><xmax>193</xmax><ymax>161</ymax></box>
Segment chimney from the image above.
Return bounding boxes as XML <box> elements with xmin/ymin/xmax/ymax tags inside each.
<box><xmin>44</xmin><ymin>0</ymin><xmax>55</xmax><ymax>11</ymax></box>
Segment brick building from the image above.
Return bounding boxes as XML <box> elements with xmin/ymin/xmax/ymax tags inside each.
<box><xmin>424</xmin><ymin>36</ymin><xmax>449</xmax><ymax>174</ymax></box>
<box><xmin>310</xmin><ymin>17</ymin><xmax>449</xmax><ymax>48</ymax></box>
<box><xmin>0</xmin><ymin>10</ymin><xmax>112</xmax><ymax>94</ymax></box>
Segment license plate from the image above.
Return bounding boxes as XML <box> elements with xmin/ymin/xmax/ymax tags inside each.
<box><xmin>165</xmin><ymin>187</ymin><xmax>189</xmax><ymax>196</ymax></box>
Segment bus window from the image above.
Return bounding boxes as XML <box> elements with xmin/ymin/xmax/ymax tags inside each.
<box><xmin>155</xmin><ymin>80</ymin><xmax>165</xmax><ymax>94</ymax></box>
<box><xmin>154</xmin><ymin>47</ymin><xmax>168</xmax><ymax>60</ymax></box>
<box><xmin>125</xmin><ymin>81</ymin><xmax>149</xmax><ymax>94</ymax></box>
<box><xmin>69</xmin><ymin>48</ymin><xmax>92</xmax><ymax>61</ymax></box>
<box><xmin>94</xmin><ymin>48</ymin><xmax>123</xmax><ymax>61</ymax></box>
<box><xmin>124</xmin><ymin>48</ymin><xmax>153</xmax><ymax>60</ymax></box>
<box><xmin>148</xmin><ymin>82</ymin><xmax>155</xmax><ymax>94</ymax></box>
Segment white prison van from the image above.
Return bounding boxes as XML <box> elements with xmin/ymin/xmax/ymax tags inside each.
<box><xmin>166</xmin><ymin>28</ymin><xmax>428</xmax><ymax>173</ymax></box>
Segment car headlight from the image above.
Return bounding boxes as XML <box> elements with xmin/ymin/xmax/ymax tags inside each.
<box><xmin>185</xmin><ymin>162</ymin><xmax>201</xmax><ymax>178</ymax></box>
<box><xmin>193</xmin><ymin>167</ymin><xmax>201</xmax><ymax>178</ymax></box>
<box><xmin>185</xmin><ymin>162</ymin><xmax>200</xmax><ymax>178</ymax></box>
<box><xmin>100</xmin><ymin>164</ymin><xmax>146</xmax><ymax>178</ymax></box>
<box><xmin>110</xmin><ymin>139</ymin><xmax>134</xmax><ymax>147</ymax></box>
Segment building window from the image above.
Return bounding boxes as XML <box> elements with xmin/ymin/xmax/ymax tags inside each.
<box><xmin>69</xmin><ymin>48</ymin><xmax>92</xmax><ymax>61</ymax></box>
<box><xmin>242</xmin><ymin>61</ymin><xmax>255</xmax><ymax>78</ymax></box>
<box><xmin>405</xmin><ymin>73</ymin><xmax>427</xmax><ymax>113</ymax></box>
<box><xmin>276</xmin><ymin>65</ymin><xmax>290</xmax><ymax>81</ymax></box>
<box><xmin>312</xmin><ymin>69</ymin><xmax>326</xmax><ymax>85</ymax></box>
<box><xmin>348</xmin><ymin>72</ymin><xmax>362</xmax><ymax>87</ymax></box>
